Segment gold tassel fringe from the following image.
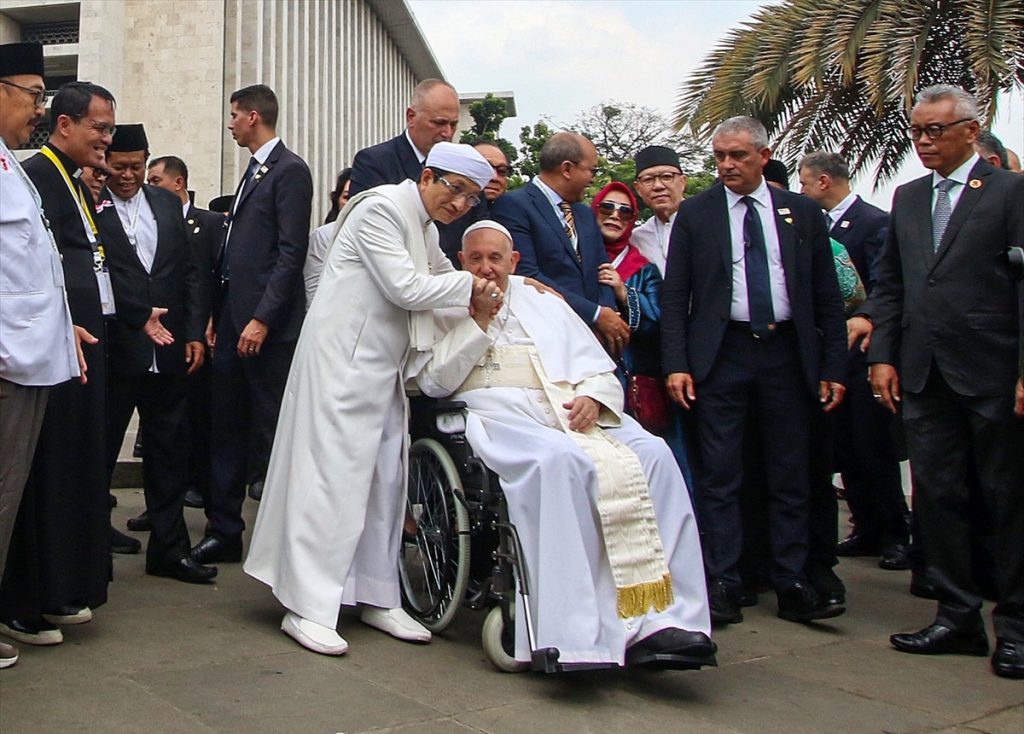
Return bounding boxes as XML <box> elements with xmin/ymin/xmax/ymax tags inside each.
<box><xmin>616</xmin><ymin>573</ymin><xmax>674</xmax><ymax>619</ymax></box>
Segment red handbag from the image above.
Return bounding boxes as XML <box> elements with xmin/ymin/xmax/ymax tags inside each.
<box><xmin>626</xmin><ymin>373</ymin><xmax>671</xmax><ymax>432</ymax></box>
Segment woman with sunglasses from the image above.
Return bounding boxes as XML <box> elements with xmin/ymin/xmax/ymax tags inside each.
<box><xmin>592</xmin><ymin>181</ymin><xmax>693</xmax><ymax>489</ymax></box>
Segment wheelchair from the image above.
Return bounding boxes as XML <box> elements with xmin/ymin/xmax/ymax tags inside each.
<box><xmin>399</xmin><ymin>395</ymin><xmax>713</xmax><ymax>673</ymax></box>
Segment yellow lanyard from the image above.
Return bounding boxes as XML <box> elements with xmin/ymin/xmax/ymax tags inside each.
<box><xmin>40</xmin><ymin>145</ymin><xmax>104</xmax><ymax>262</ymax></box>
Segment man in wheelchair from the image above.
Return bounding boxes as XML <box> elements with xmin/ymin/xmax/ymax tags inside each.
<box><xmin>410</xmin><ymin>221</ymin><xmax>715</xmax><ymax>668</ymax></box>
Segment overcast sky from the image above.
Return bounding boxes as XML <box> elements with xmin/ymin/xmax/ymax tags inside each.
<box><xmin>406</xmin><ymin>0</ymin><xmax>1023</xmax><ymax>208</ymax></box>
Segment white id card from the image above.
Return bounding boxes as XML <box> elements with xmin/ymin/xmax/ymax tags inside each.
<box><xmin>96</xmin><ymin>270</ymin><xmax>116</xmax><ymax>315</ymax></box>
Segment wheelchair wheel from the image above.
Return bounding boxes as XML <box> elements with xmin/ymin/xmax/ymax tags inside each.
<box><xmin>399</xmin><ymin>438</ymin><xmax>471</xmax><ymax>633</ymax></box>
<box><xmin>482</xmin><ymin>604</ymin><xmax>528</xmax><ymax>672</ymax></box>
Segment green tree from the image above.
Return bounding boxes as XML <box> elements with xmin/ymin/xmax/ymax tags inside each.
<box><xmin>575</xmin><ymin>101</ymin><xmax>706</xmax><ymax>173</ymax></box>
<box><xmin>673</xmin><ymin>0</ymin><xmax>1024</xmax><ymax>187</ymax></box>
<box><xmin>458</xmin><ymin>93</ymin><xmax>518</xmax><ymax>174</ymax></box>
<box><xmin>514</xmin><ymin>120</ymin><xmax>556</xmax><ymax>186</ymax></box>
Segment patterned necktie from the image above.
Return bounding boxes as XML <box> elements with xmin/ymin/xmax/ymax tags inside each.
<box><xmin>932</xmin><ymin>179</ymin><xmax>956</xmax><ymax>252</ymax></box>
<box><xmin>741</xmin><ymin>196</ymin><xmax>776</xmax><ymax>338</ymax></box>
<box><xmin>558</xmin><ymin>201</ymin><xmax>580</xmax><ymax>261</ymax></box>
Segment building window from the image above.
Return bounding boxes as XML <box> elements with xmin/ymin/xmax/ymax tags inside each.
<box><xmin>22</xmin><ymin>21</ymin><xmax>80</xmax><ymax>45</ymax></box>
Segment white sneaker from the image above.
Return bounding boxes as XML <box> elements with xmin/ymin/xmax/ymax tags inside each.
<box><xmin>280</xmin><ymin>612</ymin><xmax>348</xmax><ymax>656</ymax></box>
<box><xmin>0</xmin><ymin>641</ymin><xmax>18</xmax><ymax>669</ymax></box>
<box><xmin>360</xmin><ymin>606</ymin><xmax>431</xmax><ymax>643</ymax></box>
<box><xmin>43</xmin><ymin>607</ymin><xmax>93</xmax><ymax>625</ymax></box>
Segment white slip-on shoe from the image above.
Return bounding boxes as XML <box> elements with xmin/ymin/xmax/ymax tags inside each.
<box><xmin>0</xmin><ymin>641</ymin><xmax>18</xmax><ymax>669</ymax></box>
<box><xmin>280</xmin><ymin>612</ymin><xmax>348</xmax><ymax>656</ymax></box>
<box><xmin>360</xmin><ymin>606</ymin><xmax>431</xmax><ymax>643</ymax></box>
<box><xmin>43</xmin><ymin>606</ymin><xmax>93</xmax><ymax>625</ymax></box>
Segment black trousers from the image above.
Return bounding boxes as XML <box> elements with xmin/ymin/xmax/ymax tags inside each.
<box><xmin>695</xmin><ymin>326</ymin><xmax>812</xmax><ymax>589</ymax></box>
<box><xmin>834</xmin><ymin>350</ymin><xmax>908</xmax><ymax>543</ymax></box>
<box><xmin>206</xmin><ymin>304</ymin><xmax>295</xmax><ymax>540</ymax></box>
<box><xmin>106</xmin><ymin>370</ymin><xmax>192</xmax><ymax>570</ymax></box>
<box><xmin>903</xmin><ymin>366</ymin><xmax>1024</xmax><ymax>641</ymax></box>
<box><xmin>185</xmin><ymin>362</ymin><xmax>213</xmax><ymax>501</ymax></box>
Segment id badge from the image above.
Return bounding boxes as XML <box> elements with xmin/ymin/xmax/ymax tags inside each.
<box><xmin>50</xmin><ymin>249</ymin><xmax>66</xmax><ymax>287</ymax></box>
<box><xmin>96</xmin><ymin>270</ymin><xmax>116</xmax><ymax>315</ymax></box>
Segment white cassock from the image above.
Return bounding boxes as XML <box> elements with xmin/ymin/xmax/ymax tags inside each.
<box><xmin>245</xmin><ymin>180</ymin><xmax>473</xmax><ymax>628</ymax></box>
<box><xmin>412</xmin><ymin>275</ymin><xmax>710</xmax><ymax>665</ymax></box>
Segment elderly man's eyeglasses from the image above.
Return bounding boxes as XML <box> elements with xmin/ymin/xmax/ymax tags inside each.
<box><xmin>636</xmin><ymin>171</ymin><xmax>681</xmax><ymax>187</ymax></box>
<box><xmin>74</xmin><ymin>118</ymin><xmax>117</xmax><ymax>137</ymax></box>
<box><xmin>907</xmin><ymin>118</ymin><xmax>974</xmax><ymax>141</ymax></box>
<box><xmin>0</xmin><ymin>79</ymin><xmax>47</xmax><ymax>107</ymax></box>
<box><xmin>437</xmin><ymin>177</ymin><xmax>481</xmax><ymax>207</ymax></box>
<box><xmin>596</xmin><ymin>201</ymin><xmax>635</xmax><ymax>219</ymax></box>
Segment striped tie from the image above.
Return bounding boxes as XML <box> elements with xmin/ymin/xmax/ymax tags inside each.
<box><xmin>558</xmin><ymin>201</ymin><xmax>580</xmax><ymax>261</ymax></box>
<box><xmin>932</xmin><ymin>179</ymin><xmax>955</xmax><ymax>252</ymax></box>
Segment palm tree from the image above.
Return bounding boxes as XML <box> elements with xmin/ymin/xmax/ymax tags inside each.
<box><xmin>674</xmin><ymin>0</ymin><xmax>1024</xmax><ymax>187</ymax></box>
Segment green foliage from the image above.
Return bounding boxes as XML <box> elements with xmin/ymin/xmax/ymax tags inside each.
<box><xmin>674</xmin><ymin>0</ymin><xmax>1024</xmax><ymax>189</ymax></box>
<box><xmin>458</xmin><ymin>93</ymin><xmax>518</xmax><ymax>177</ymax></box>
<box><xmin>514</xmin><ymin>120</ymin><xmax>556</xmax><ymax>185</ymax></box>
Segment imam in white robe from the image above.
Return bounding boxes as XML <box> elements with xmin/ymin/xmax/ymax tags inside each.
<box><xmin>413</xmin><ymin>276</ymin><xmax>711</xmax><ymax>665</ymax></box>
<box><xmin>244</xmin><ymin>180</ymin><xmax>473</xmax><ymax>628</ymax></box>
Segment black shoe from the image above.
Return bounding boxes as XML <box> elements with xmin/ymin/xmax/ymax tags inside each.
<box><xmin>109</xmin><ymin>493</ymin><xmax>118</xmax><ymax>508</ymax></box>
<box><xmin>709</xmin><ymin>580</ymin><xmax>743</xmax><ymax>625</ymax></box>
<box><xmin>807</xmin><ymin>566</ymin><xmax>846</xmax><ymax>607</ymax></box>
<box><xmin>890</xmin><ymin>624</ymin><xmax>988</xmax><ymax>656</ymax></box>
<box><xmin>910</xmin><ymin>571</ymin><xmax>939</xmax><ymax>600</ymax></box>
<box><xmin>190</xmin><ymin>534</ymin><xmax>243</xmax><ymax>564</ymax></box>
<box><xmin>126</xmin><ymin>511</ymin><xmax>151</xmax><ymax>532</ymax></box>
<box><xmin>738</xmin><ymin>590</ymin><xmax>759</xmax><ymax>607</ymax></box>
<box><xmin>183</xmin><ymin>488</ymin><xmax>205</xmax><ymax>509</ymax></box>
<box><xmin>247</xmin><ymin>479</ymin><xmax>264</xmax><ymax>501</ymax></box>
<box><xmin>133</xmin><ymin>436</ymin><xmax>144</xmax><ymax>459</ymax></box>
<box><xmin>110</xmin><ymin>525</ymin><xmax>142</xmax><ymax>554</ymax></box>
<box><xmin>878</xmin><ymin>543</ymin><xmax>910</xmax><ymax>571</ymax></box>
<box><xmin>0</xmin><ymin>617</ymin><xmax>63</xmax><ymax>645</ymax></box>
<box><xmin>991</xmin><ymin>638</ymin><xmax>1024</xmax><ymax>679</ymax></box>
<box><xmin>777</xmin><ymin>581</ymin><xmax>846</xmax><ymax>623</ymax></box>
<box><xmin>835</xmin><ymin>532</ymin><xmax>881</xmax><ymax>557</ymax></box>
<box><xmin>148</xmin><ymin>557</ymin><xmax>218</xmax><ymax>584</ymax></box>
<box><xmin>627</xmin><ymin>629</ymin><xmax>717</xmax><ymax>669</ymax></box>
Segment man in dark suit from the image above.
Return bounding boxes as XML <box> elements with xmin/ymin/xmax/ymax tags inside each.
<box><xmin>491</xmin><ymin>132</ymin><xmax>629</xmax><ymax>354</ymax></box>
<box><xmin>798</xmin><ymin>151</ymin><xmax>909</xmax><ymax>570</ymax></box>
<box><xmin>865</xmin><ymin>85</ymin><xmax>1024</xmax><ymax>679</ymax></box>
<box><xmin>147</xmin><ymin>155</ymin><xmax>224</xmax><ymax>510</ymax></box>
<box><xmin>348</xmin><ymin>79</ymin><xmax>461</xmax><ymax>253</ymax></box>
<box><xmin>661</xmin><ymin>116</ymin><xmax>848</xmax><ymax>626</ymax></box>
<box><xmin>96</xmin><ymin>125</ymin><xmax>216</xmax><ymax>584</ymax></box>
<box><xmin>191</xmin><ymin>84</ymin><xmax>312</xmax><ymax>565</ymax></box>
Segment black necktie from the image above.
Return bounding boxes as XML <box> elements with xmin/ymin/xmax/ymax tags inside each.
<box><xmin>742</xmin><ymin>196</ymin><xmax>776</xmax><ymax>338</ymax></box>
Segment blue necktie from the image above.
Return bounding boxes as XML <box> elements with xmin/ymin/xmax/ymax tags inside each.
<box><xmin>742</xmin><ymin>196</ymin><xmax>776</xmax><ymax>338</ymax></box>
<box><xmin>932</xmin><ymin>179</ymin><xmax>955</xmax><ymax>252</ymax></box>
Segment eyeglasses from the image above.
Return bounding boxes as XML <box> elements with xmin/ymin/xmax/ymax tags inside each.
<box><xmin>569</xmin><ymin>161</ymin><xmax>600</xmax><ymax>177</ymax></box>
<box><xmin>596</xmin><ymin>201</ymin><xmax>635</xmax><ymax>219</ymax></box>
<box><xmin>907</xmin><ymin>118</ymin><xmax>974</xmax><ymax>141</ymax></box>
<box><xmin>0</xmin><ymin>79</ymin><xmax>47</xmax><ymax>107</ymax></box>
<box><xmin>636</xmin><ymin>171</ymin><xmax>681</xmax><ymax>187</ymax></box>
<box><xmin>437</xmin><ymin>177</ymin><xmax>481</xmax><ymax>207</ymax></box>
<box><xmin>75</xmin><ymin>118</ymin><xmax>117</xmax><ymax>137</ymax></box>
<box><xmin>490</xmin><ymin>164</ymin><xmax>510</xmax><ymax>177</ymax></box>
<box><xmin>91</xmin><ymin>169</ymin><xmax>110</xmax><ymax>181</ymax></box>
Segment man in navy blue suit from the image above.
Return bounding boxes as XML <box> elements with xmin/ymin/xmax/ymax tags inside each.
<box><xmin>798</xmin><ymin>151</ymin><xmax>909</xmax><ymax>570</ymax></box>
<box><xmin>661</xmin><ymin>117</ymin><xmax>848</xmax><ymax>626</ymax></box>
<box><xmin>191</xmin><ymin>84</ymin><xmax>312</xmax><ymax>566</ymax></box>
<box><xmin>491</xmin><ymin>132</ymin><xmax>629</xmax><ymax>354</ymax></box>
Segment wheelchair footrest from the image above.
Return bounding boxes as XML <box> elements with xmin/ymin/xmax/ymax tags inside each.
<box><xmin>628</xmin><ymin>651</ymin><xmax>719</xmax><ymax>670</ymax></box>
<box><xmin>530</xmin><ymin>647</ymin><xmax>620</xmax><ymax>674</ymax></box>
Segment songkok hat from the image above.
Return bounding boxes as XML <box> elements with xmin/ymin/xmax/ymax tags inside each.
<box><xmin>208</xmin><ymin>195</ymin><xmax>233</xmax><ymax>213</ymax></box>
<box><xmin>462</xmin><ymin>219</ymin><xmax>513</xmax><ymax>247</ymax></box>
<box><xmin>763</xmin><ymin>158</ymin><xmax>790</xmax><ymax>189</ymax></box>
<box><xmin>425</xmin><ymin>142</ymin><xmax>493</xmax><ymax>190</ymax></box>
<box><xmin>108</xmin><ymin>123</ymin><xmax>148</xmax><ymax>153</ymax></box>
<box><xmin>0</xmin><ymin>42</ymin><xmax>45</xmax><ymax>78</ymax></box>
<box><xmin>634</xmin><ymin>145</ymin><xmax>681</xmax><ymax>175</ymax></box>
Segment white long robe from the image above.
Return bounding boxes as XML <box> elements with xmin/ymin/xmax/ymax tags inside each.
<box><xmin>244</xmin><ymin>181</ymin><xmax>473</xmax><ymax>628</ymax></box>
<box><xmin>414</xmin><ymin>276</ymin><xmax>710</xmax><ymax>665</ymax></box>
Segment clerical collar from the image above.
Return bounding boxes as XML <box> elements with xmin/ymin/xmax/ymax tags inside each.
<box><xmin>42</xmin><ymin>142</ymin><xmax>83</xmax><ymax>178</ymax></box>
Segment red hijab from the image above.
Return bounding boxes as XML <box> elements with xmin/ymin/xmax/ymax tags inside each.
<box><xmin>592</xmin><ymin>181</ymin><xmax>649</xmax><ymax>281</ymax></box>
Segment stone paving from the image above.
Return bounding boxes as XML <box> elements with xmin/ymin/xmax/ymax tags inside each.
<box><xmin>0</xmin><ymin>489</ymin><xmax>1021</xmax><ymax>734</ymax></box>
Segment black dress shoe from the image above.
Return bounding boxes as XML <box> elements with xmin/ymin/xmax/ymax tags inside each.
<box><xmin>126</xmin><ymin>511</ymin><xmax>151</xmax><ymax>532</ymax></box>
<box><xmin>878</xmin><ymin>543</ymin><xmax>910</xmax><ymax>571</ymax></box>
<box><xmin>110</xmin><ymin>525</ymin><xmax>142</xmax><ymax>554</ymax></box>
<box><xmin>190</xmin><ymin>534</ymin><xmax>243</xmax><ymax>564</ymax></box>
<box><xmin>835</xmin><ymin>532</ymin><xmax>881</xmax><ymax>557</ymax></box>
<box><xmin>709</xmin><ymin>580</ymin><xmax>743</xmax><ymax>625</ymax></box>
<box><xmin>991</xmin><ymin>638</ymin><xmax>1024</xmax><ymax>679</ymax></box>
<box><xmin>890</xmin><ymin>624</ymin><xmax>988</xmax><ymax>656</ymax></box>
<box><xmin>738</xmin><ymin>590</ymin><xmax>759</xmax><ymax>607</ymax></box>
<box><xmin>109</xmin><ymin>493</ymin><xmax>118</xmax><ymax>508</ymax></box>
<box><xmin>626</xmin><ymin>629</ymin><xmax>717</xmax><ymax>669</ymax></box>
<box><xmin>910</xmin><ymin>571</ymin><xmax>939</xmax><ymax>599</ymax></box>
<box><xmin>807</xmin><ymin>566</ymin><xmax>846</xmax><ymax>606</ymax></box>
<box><xmin>247</xmin><ymin>479</ymin><xmax>264</xmax><ymax>501</ymax></box>
<box><xmin>148</xmin><ymin>557</ymin><xmax>218</xmax><ymax>584</ymax></box>
<box><xmin>133</xmin><ymin>436</ymin><xmax>144</xmax><ymax>458</ymax></box>
<box><xmin>183</xmin><ymin>488</ymin><xmax>205</xmax><ymax>509</ymax></box>
<box><xmin>777</xmin><ymin>581</ymin><xmax>846</xmax><ymax>623</ymax></box>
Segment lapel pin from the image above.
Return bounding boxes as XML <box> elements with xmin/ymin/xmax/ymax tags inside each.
<box><xmin>193</xmin><ymin>226</ymin><xmax>201</xmax><ymax>234</ymax></box>
<box><xmin>187</xmin><ymin>218</ymin><xmax>195</xmax><ymax>225</ymax></box>
<box><xmin>777</xmin><ymin>207</ymin><xmax>791</xmax><ymax>215</ymax></box>
<box><xmin>969</xmin><ymin>178</ymin><xmax>982</xmax><ymax>189</ymax></box>
<box><xmin>784</xmin><ymin>217</ymin><xmax>793</xmax><ymax>224</ymax></box>
<box><xmin>840</xmin><ymin>220</ymin><xmax>850</xmax><ymax>228</ymax></box>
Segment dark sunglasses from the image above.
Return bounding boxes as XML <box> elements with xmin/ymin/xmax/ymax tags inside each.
<box><xmin>597</xmin><ymin>201</ymin><xmax>635</xmax><ymax>219</ymax></box>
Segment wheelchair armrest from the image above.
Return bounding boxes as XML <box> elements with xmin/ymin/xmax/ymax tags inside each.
<box><xmin>428</xmin><ymin>398</ymin><xmax>468</xmax><ymax>414</ymax></box>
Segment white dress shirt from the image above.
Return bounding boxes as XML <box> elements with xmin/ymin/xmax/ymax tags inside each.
<box><xmin>827</xmin><ymin>192</ymin><xmax>859</xmax><ymax>229</ymax></box>
<box><xmin>725</xmin><ymin>180</ymin><xmax>792</xmax><ymax>323</ymax></box>
<box><xmin>931</xmin><ymin>152</ymin><xmax>979</xmax><ymax>213</ymax></box>
<box><xmin>631</xmin><ymin>211</ymin><xmax>676</xmax><ymax>275</ymax></box>
<box><xmin>113</xmin><ymin>188</ymin><xmax>160</xmax><ymax>372</ymax></box>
